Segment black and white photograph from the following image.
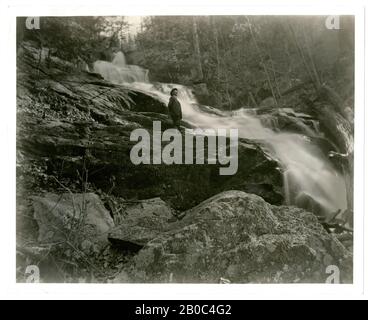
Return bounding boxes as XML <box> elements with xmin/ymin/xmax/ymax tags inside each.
<box><xmin>15</xmin><ymin>14</ymin><xmax>355</xmax><ymax>284</ymax></box>
<box><xmin>1</xmin><ymin>0</ymin><xmax>367</xmax><ymax>303</ymax></box>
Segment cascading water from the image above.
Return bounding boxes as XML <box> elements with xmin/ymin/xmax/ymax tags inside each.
<box><xmin>94</xmin><ymin>52</ymin><xmax>149</xmax><ymax>84</ymax></box>
<box><xmin>93</xmin><ymin>52</ymin><xmax>347</xmax><ymax>218</ymax></box>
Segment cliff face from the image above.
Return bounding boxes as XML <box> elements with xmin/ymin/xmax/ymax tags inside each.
<box><xmin>16</xmin><ymin>42</ymin><xmax>352</xmax><ymax>283</ymax></box>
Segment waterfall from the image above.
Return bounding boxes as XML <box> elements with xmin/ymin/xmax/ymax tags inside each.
<box><xmin>93</xmin><ymin>52</ymin><xmax>347</xmax><ymax>218</ymax></box>
<box><xmin>93</xmin><ymin>52</ymin><xmax>149</xmax><ymax>84</ymax></box>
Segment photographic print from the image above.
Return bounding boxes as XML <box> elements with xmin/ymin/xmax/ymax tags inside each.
<box><xmin>16</xmin><ymin>15</ymin><xmax>354</xmax><ymax>284</ymax></box>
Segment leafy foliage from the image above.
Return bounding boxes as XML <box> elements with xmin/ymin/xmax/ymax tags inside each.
<box><xmin>18</xmin><ymin>16</ymin><xmax>129</xmax><ymax>65</ymax></box>
<box><xmin>135</xmin><ymin>16</ymin><xmax>354</xmax><ymax>109</ymax></box>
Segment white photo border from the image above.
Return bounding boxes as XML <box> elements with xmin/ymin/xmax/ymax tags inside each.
<box><xmin>0</xmin><ymin>0</ymin><xmax>366</xmax><ymax>300</ymax></box>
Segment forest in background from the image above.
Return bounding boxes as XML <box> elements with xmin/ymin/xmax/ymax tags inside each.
<box><xmin>17</xmin><ymin>16</ymin><xmax>354</xmax><ymax>110</ymax></box>
<box><xmin>135</xmin><ymin>16</ymin><xmax>354</xmax><ymax>110</ymax></box>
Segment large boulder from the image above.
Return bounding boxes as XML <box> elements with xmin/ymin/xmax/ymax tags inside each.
<box><xmin>129</xmin><ymin>191</ymin><xmax>352</xmax><ymax>283</ymax></box>
<box><xmin>32</xmin><ymin>193</ymin><xmax>115</xmax><ymax>251</ymax></box>
<box><xmin>108</xmin><ymin>197</ymin><xmax>175</xmax><ymax>250</ymax></box>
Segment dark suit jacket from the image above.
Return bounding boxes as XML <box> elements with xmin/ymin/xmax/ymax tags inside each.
<box><xmin>168</xmin><ymin>96</ymin><xmax>182</xmax><ymax>120</ymax></box>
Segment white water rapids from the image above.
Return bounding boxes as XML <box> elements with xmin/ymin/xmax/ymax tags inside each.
<box><xmin>94</xmin><ymin>52</ymin><xmax>347</xmax><ymax>217</ymax></box>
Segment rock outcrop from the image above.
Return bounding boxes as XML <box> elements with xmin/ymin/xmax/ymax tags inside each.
<box><xmin>108</xmin><ymin>197</ymin><xmax>176</xmax><ymax>250</ymax></box>
<box><xmin>32</xmin><ymin>193</ymin><xmax>115</xmax><ymax>251</ymax></box>
<box><xmin>128</xmin><ymin>191</ymin><xmax>352</xmax><ymax>283</ymax></box>
<box><xmin>17</xmin><ymin>43</ymin><xmax>284</xmax><ymax>212</ymax></box>
<box><xmin>258</xmin><ymin>108</ymin><xmax>320</xmax><ymax>137</ymax></box>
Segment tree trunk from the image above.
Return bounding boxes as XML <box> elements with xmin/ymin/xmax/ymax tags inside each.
<box><xmin>246</xmin><ymin>17</ymin><xmax>278</xmax><ymax>106</ymax></box>
<box><xmin>302</xmin><ymin>27</ymin><xmax>321</xmax><ymax>87</ymax></box>
<box><xmin>210</xmin><ymin>17</ymin><xmax>221</xmax><ymax>82</ymax></box>
<box><xmin>288</xmin><ymin>23</ymin><xmax>317</xmax><ymax>89</ymax></box>
<box><xmin>192</xmin><ymin>17</ymin><xmax>204</xmax><ymax>81</ymax></box>
<box><xmin>248</xmin><ymin>91</ymin><xmax>258</xmax><ymax>107</ymax></box>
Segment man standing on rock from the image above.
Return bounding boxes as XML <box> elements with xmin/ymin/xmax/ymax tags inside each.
<box><xmin>168</xmin><ymin>88</ymin><xmax>182</xmax><ymax>129</ymax></box>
